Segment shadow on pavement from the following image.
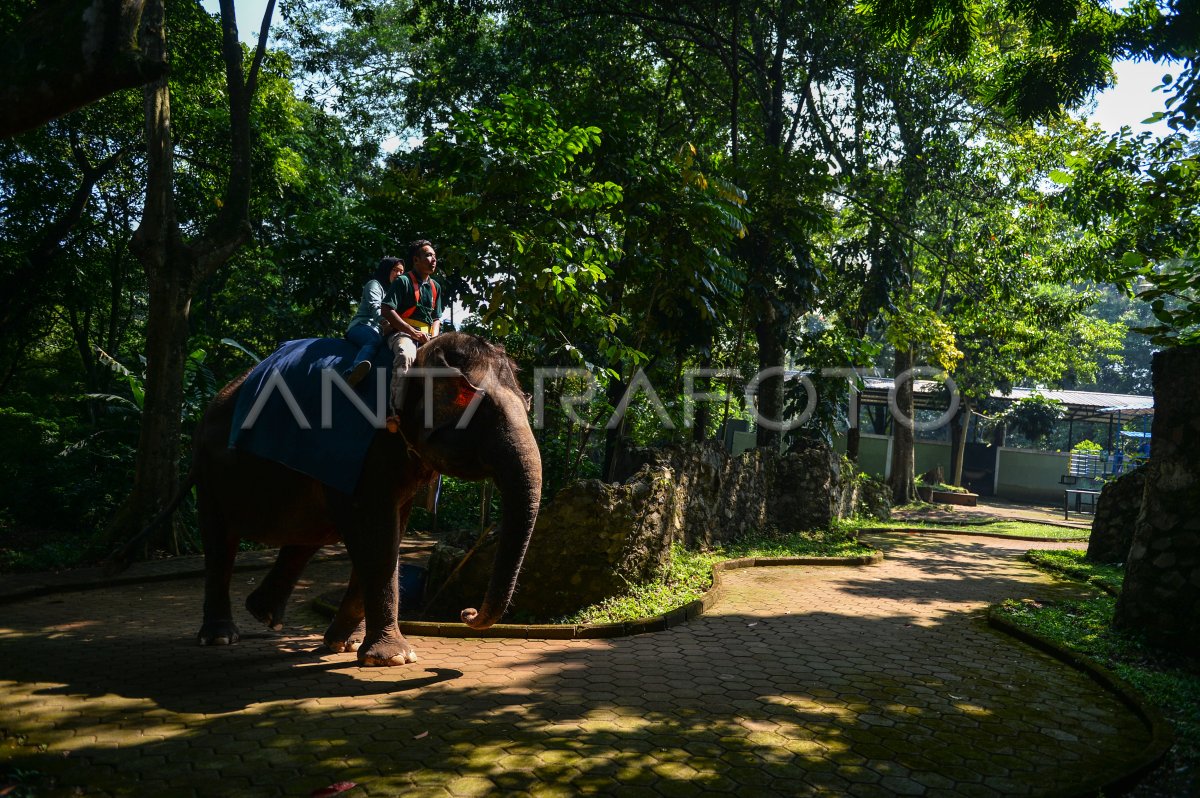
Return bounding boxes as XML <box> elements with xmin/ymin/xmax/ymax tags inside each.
<box><xmin>0</xmin><ymin>537</ymin><xmax>1155</xmax><ymax>797</ymax></box>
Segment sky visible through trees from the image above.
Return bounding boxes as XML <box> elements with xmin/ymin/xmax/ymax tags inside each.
<box><xmin>209</xmin><ymin>0</ymin><xmax>1173</xmax><ymax>136</ymax></box>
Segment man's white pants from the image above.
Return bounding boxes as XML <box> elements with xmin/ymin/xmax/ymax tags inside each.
<box><xmin>387</xmin><ymin>334</ymin><xmax>418</xmax><ymax>413</ymax></box>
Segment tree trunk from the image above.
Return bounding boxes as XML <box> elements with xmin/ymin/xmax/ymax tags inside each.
<box><xmin>603</xmin><ymin>375</ymin><xmax>628</xmax><ymax>482</ymax></box>
<box><xmin>888</xmin><ymin>348</ymin><xmax>916</xmax><ymax>504</ymax></box>
<box><xmin>108</xmin><ymin>0</ymin><xmax>182</xmax><ymax>546</ymax></box>
<box><xmin>108</xmin><ymin>0</ymin><xmax>267</xmax><ymax>548</ymax></box>
<box><xmin>754</xmin><ymin>293</ymin><xmax>787</xmax><ymax>450</ymax></box>
<box><xmin>107</xmin><ymin>255</ymin><xmax>194</xmax><ymax>549</ymax></box>
<box><xmin>1113</xmin><ymin>345</ymin><xmax>1200</xmax><ymax>655</ymax></box>
<box><xmin>950</xmin><ymin>402</ymin><xmax>972</xmax><ymax>486</ymax></box>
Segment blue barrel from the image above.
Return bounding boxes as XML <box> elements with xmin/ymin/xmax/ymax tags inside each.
<box><xmin>400</xmin><ymin>564</ymin><xmax>427</xmax><ymax>609</ymax></box>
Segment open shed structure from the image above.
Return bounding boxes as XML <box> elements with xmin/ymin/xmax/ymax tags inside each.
<box><xmin>841</xmin><ymin>377</ymin><xmax>1154</xmax><ymax>503</ymax></box>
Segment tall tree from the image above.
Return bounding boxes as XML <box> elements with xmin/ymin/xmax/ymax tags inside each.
<box><xmin>603</xmin><ymin>0</ymin><xmax>833</xmax><ymax>448</ymax></box>
<box><xmin>864</xmin><ymin>0</ymin><xmax>1199</xmax><ymax>646</ymax></box>
<box><xmin>108</xmin><ymin>0</ymin><xmax>277</xmax><ymax>544</ymax></box>
<box><xmin>280</xmin><ymin>0</ymin><xmax>756</xmax><ymax>462</ymax></box>
<box><xmin>806</xmin><ymin>33</ymin><xmax>992</xmax><ymax>501</ymax></box>
<box><xmin>884</xmin><ymin>122</ymin><xmax>1124</xmax><ymax>485</ymax></box>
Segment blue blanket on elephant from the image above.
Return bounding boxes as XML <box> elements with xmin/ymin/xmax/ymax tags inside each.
<box><xmin>228</xmin><ymin>337</ymin><xmax>392</xmax><ymax>494</ymax></box>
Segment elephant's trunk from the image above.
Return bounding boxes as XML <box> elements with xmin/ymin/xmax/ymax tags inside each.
<box><xmin>461</xmin><ymin>394</ymin><xmax>542</xmax><ymax>629</ymax></box>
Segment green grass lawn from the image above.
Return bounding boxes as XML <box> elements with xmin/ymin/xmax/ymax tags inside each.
<box><xmin>996</xmin><ymin>552</ymin><xmax>1198</xmax><ymax>794</ymax></box>
<box><xmin>558</xmin><ymin>532</ymin><xmax>878</xmax><ymax>625</ymax></box>
<box><xmin>851</xmin><ymin>518</ymin><xmax>1089</xmax><ymax>540</ymax></box>
<box><xmin>1023</xmin><ymin>548</ymin><xmax>1124</xmax><ymax>594</ymax></box>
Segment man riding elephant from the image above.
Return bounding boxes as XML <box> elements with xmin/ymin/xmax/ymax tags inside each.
<box><xmin>381</xmin><ymin>239</ymin><xmax>444</xmax><ymax>428</ymax></box>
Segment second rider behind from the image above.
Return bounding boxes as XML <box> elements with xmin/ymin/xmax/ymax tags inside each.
<box><xmin>344</xmin><ymin>256</ymin><xmax>404</xmax><ymax>387</ymax></box>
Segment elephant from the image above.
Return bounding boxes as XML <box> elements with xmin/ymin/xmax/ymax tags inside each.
<box><xmin>112</xmin><ymin>332</ymin><xmax>542</xmax><ymax>667</ymax></box>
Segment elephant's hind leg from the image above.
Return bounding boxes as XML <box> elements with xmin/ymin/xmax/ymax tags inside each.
<box><xmin>198</xmin><ymin>515</ymin><xmax>242</xmax><ymax>646</ymax></box>
<box><xmin>246</xmin><ymin>544</ymin><xmax>321</xmax><ymax>630</ymax></box>
<box><xmin>323</xmin><ymin>569</ymin><xmax>369</xmax><ymax>654</ymax></box>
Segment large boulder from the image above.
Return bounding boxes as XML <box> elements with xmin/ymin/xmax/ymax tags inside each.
<box><xmin>1085</xmin><ymin>466</ymin><xmax>1147</xmax><ymax>564</ymax></box>
<box><xmin>836</xmin><ymin>458</ymin><xmax>892</xmax><ymax>522</ymax></box>
<box><xmin>424</xmin><ymin>472</ymin><xmax>676</xmax><ymax>620</ymax></box>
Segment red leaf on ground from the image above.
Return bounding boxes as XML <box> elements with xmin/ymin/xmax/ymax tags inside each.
<box><xmin>310</xmin><ymin>781</ymin><xmax>357</xmax><ymax>797</ymax></box>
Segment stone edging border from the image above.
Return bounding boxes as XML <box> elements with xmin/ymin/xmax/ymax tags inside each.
<box><xmin>986</xmin><ymin>610</ymin><xmax>1175</xmax><ymax>798</ymax></box>
<box><xmin>0</xmin><ymin>552</ymin><xmax>340</xmax><ymax>607</ymax></box>
<box><xmin>313</xmin><ymin>552</ymin><xmax>885</xmax><ymax>640</ymax></box>
<box><xmin>859</xmin><ymin>526</ymin><xmax>1090</xmax><ymax>543</ymax></box>
<box><xmin>892</xmin><ymin>515</ymin><xmax>1088</xmax><ymax>532</ymax></box>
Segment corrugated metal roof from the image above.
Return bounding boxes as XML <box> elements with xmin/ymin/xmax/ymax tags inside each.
<box><xmin>1000</xmin><ymin>385</ymin><xmax>1153</xmax><ymax>412</ymax></box>
<box><xmin>856</xmin><ymin>376</ymin><xmax>1153</xmax><ymax>422</ymax></box>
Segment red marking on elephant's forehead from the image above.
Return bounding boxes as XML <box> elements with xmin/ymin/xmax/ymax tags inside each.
<box><xmin>453</xmin><ymin>382</ymin><xmax>476</xmax><ymax>408</ymax></box>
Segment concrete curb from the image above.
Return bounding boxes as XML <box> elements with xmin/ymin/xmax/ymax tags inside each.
<box><xmin>0</xmin><ymin>544</ymin><xmax>426</xmax><ymax>606</ymax></box>
<box><xmin>314</xmin><ymin>552</ymin><xmax>886</xmax><ymax>640</ymax></box>
<box><xmin>0</xmin><ymin>552</ymin><xmax>292</xmax><ymax>606</ymax></box>
<box><xmin>986</xmin><ymin>609</ymin><xmax>1175</xmax><ymax>798</ymax></box>
<box><xmin>860</xmin><ymin>526</ymin><xmax>1090</xmax><ymax>543</ymax></box>
<box><xmin>892</xmin><ymin>514</ymin><xmax>1090</xmax><ymax>532</ymax></box>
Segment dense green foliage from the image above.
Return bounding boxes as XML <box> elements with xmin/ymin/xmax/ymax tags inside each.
<box><xmin>1</xmin><ymin>0</ymin><xmax>1196</xmax><ymax>566</ymax></box>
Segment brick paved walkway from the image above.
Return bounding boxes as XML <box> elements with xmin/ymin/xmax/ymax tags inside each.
<box><xmin>0</xmin><ymin>533</ymin><xmax>1151</xmax><ymax>797</ymax></box>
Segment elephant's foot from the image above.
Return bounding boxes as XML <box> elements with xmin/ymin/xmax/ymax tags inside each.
<box><xmin>198</xmin><ymin>619</ymin><xmax>241</xmax><ymax>646</ymax></box>
<box><xmin>323</xmin><ymin>620</ymin><xmax>366</xmax><ymax>654</ymax></box>
<box><xmin>358</xmin><ymin>633</ymin><xmax>419</xmax><ymax>667</ymax></box>
<box><xmin>245</xmin><ymin>588</ymin><xmax>288</xmax><ymax>631</ymax></box>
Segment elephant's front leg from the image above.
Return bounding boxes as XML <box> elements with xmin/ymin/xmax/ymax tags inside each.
<box><xmin>340</xmin><ymin>498</ymin><xmax>419</xmax><ymax>666</ymax></box>
<box><xmin>246</xmin><ymin>544</ymin><xmax>321</xmax><ymax>630</ymax></box>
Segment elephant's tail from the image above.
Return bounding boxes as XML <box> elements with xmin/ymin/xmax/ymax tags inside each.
<box><xmin>102</xmin><ymin>467</ymin><xmax>199</xmax><ymax>577</ymax></box>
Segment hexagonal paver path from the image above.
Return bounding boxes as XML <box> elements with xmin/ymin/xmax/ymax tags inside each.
<box><xmin>0</xmin><ymin>533</ymin><xmax>1151</xmax><ymax>797</ymax></box>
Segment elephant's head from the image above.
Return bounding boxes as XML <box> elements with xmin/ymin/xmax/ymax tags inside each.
<box><xmin>399</xmin><ymin>332</ymin><xmax>542</xmax><ymax>629</ymax></box>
